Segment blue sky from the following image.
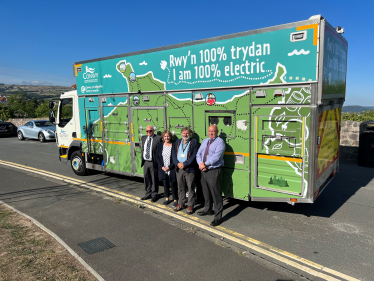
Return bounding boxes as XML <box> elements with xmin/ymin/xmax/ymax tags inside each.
<box><xmin>1</xmin><ymin>0</ymin><xmax>373</xmax><ymax>106</ymax></box>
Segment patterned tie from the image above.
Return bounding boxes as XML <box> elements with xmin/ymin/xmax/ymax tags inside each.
<box><xmin>203</xmin><ymin>139</ymin><xmax>211</xmax><ymax>163</ymax></box>
<box><xmin>145</xmin><ymin>137</ymin><xmax>151</xmax><ymax>159</ymax></box>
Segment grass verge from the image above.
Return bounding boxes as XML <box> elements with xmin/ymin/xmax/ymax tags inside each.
<box><xmin>0</xmin><ymin>204</ymin><xmax>97</xmax><ymax>281</ymax></box>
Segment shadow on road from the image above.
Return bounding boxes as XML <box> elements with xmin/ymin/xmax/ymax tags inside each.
<box><xmin>0</xmin><ymin>185</ymin><xmax>83</xmax><ymax>203</ymax></box>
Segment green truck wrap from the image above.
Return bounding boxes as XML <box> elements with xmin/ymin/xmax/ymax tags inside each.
<box><xmin>56</xmin><ymin>15</ymin><xmax>347</xmax><ymax>204</ymax></box>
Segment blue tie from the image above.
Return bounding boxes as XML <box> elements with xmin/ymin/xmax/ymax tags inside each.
<box><xmin>145</xmin><ymin>137</ymin><xmax>151</xmax><ymax>159</ymax></box>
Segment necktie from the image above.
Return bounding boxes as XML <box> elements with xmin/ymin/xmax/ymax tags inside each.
<box><xmin>145</xmin><ymin>137</ymin><xmax>151</xmax><ymax>159</ymax></box>
<box><xmin>203</xmin><ymin>140</ymin><xmax>211</xmax><ymax>163</ymax></box>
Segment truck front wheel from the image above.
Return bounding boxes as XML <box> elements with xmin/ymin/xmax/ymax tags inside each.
<box><xmin>70</xmin><ymin>151</ymin><xmax>88</xmax><ymax>176</ymax></box>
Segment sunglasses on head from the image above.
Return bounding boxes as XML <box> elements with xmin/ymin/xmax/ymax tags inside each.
<box><xmin>146</xmin><ymin>130</ymin><xmax>153</xmax><ymax>133</ymax></box>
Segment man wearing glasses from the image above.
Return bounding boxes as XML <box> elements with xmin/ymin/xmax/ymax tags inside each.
<box><xmin>141</xmin><ymin>125</ymin><xmax>162</xmax><ymax>202</ymax></box>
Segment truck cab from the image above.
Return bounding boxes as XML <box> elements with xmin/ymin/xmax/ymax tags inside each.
<box><xmin>53</xmin><ymin>90</ymin><xmax>87</xmax><ymax>173</ymax></box>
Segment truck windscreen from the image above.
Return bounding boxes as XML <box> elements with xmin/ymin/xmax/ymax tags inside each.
<box><xmin>59</xmin><ymin>98</ymin><xmax>73</xmax><ymax>127</ymax></box>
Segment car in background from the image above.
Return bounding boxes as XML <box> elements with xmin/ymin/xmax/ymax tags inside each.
<box><xmin>17</xmin><ymin>120</ymin><xmax>56</xmax><ymax>142</ymax></box>
<box><xmin>0</xmin><ymin>120</ymin><xmax>14</xmax><ymax>137</ymax></box>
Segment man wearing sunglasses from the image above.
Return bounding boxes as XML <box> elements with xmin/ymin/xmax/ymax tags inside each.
<box><xmin>141</xmin><ymin>125</ymin><xmax>162</xmax><ymax>202</ymax></box>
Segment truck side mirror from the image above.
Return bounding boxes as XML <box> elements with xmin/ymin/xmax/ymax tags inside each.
<box><xmin>49</xmin><ymin>101</ymin><xmax>56</xmax><ymax>109</ymax></box>
<box><xmin>49</xmin><ymin>110</ymin><xmax>55</xmax><ymax>123</ymax></box>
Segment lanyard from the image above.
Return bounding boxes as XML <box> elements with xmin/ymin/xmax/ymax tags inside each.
<box><xmin>181</xmin><ymin>140</ymin><xmax>190</xmax><ymax>153</ymax></box>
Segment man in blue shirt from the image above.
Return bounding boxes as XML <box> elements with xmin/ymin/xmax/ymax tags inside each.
<box><xmin>172</xmin><ymin>127</ymin><xmax>198</xmax><ymax>214</ymax></box>
<box><xmin>196</xmin><ymin>125</ymin><xmax>225</xmax><ymax>226</ymax></box>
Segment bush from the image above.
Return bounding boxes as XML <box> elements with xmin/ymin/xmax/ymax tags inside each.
<box><xmin>6</xmin><ymin>91</ymin><xmax>56</xmax><ymax>119</ymax></box>
<box><xmin>35</xmin><ymin>101</ymin><xmax>50</xmax><ymax>118</ymax></box>
<box><xmin>341</xmin><ymin>110</ymin><xmax>374</xmax><ymax>122</ymax></box>
<box><xmin>0</xmin><ymin>104</ymin><xmax>13</xmax><ymax>121</ymax></box>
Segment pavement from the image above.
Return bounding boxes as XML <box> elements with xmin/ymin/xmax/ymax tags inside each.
<box><xmin>0</xmin><ymin>167</ymin><xmax>299</xmax><ymax>281</ymax></box>
<box><xmin>1</xmin><ymin>136</ymin><xmax>374</xmax><ymax>280</ymax></box>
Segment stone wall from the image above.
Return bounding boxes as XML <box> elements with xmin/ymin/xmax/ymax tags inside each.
<box><xmin>339</xmin><ymin>121</ymin><xmax>361</xmax><ymax>161</ymax></box>
<box><xmin>7</xmin><ymin>118</ymin><xmax>46</xmax><ymax>129</ymax></box>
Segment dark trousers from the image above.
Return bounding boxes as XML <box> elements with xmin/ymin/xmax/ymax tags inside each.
<box><xmin>144</xmin><ymin>161</ymin><xmax>158</xmax><ymax>198</ymax></box>
<box><xmin>163</xmin><ymin>174</ymin><xmax>178</xmax><ymax>201</ymax></box>
<box><xmin>201</xmin><ymin>167</ymin><xmax>223</xmax><ymax>220</ymax></box>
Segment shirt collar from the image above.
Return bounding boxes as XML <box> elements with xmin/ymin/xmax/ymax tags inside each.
<box><xmin>209</xmin><ymin>137</ymin><xmax>217</xmax><ymax>143</ymax></box>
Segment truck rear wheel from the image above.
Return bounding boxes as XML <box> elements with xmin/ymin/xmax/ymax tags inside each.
<box><xmin>70</xmin><ymin>151</ymin><xmax>88</xmax><ymax>176</ymax></box>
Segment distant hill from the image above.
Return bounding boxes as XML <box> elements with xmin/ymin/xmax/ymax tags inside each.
<box><xmin>0</xmin><ymin>84</ymin><xmax>72</xmax><ymax>101</ymax></box>
<box><xmin>342</xmin><ymin>105</ymin><xmax>374</xmax><ymax>113</ymax></box>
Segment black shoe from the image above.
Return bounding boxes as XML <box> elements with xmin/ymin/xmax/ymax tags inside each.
<box><xmin>197</xmin><ymin>210</ymin><xmax>214</xmax><ymax>216</ymax></box>
<box><xmin>210</xmin><ymin>219</ymin><xmax>222</xmax><ymax>227</ymax></box>
<box><xmin>151</xmin><ymin>196</ymin><xmax>158</xmax><ymax>202</ymax></box>
<box><xmin>141</xmin><ymin>195</ymin><xmax>151</xmax><ymax>200</ymax></box>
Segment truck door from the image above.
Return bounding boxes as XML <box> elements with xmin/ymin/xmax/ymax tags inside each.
<box><xmin>254</xmin><ymin>115</ymin><xmax>306</xmax><ymax>196</ymax></box>
<box><xmin>86</xmin><ymin>108</ymin><xmax>103</xmax><ymax>154</ymax></box>
<box><xmin>58</xmin><ymin>97</ymin><xmax>75</xmax><ymax>148</ymax></box>
<box><xmin>22</xmin><ymin>121</ymin><xmax>34</xmax><ymax>138</ymax></box>
<box><xmin>204</xmin><ymin>109</ymin><xmax>250</xmax><ymax>199</ymax></box>
<box><xmin>131</xmin><ymin>107</ymin><xmax>166</xmax><ymax>176</ymax></box>
<box><xmin>102</xmin><ymin>105</ymin><xmax>131</xmax><ymax>174</ymax></box>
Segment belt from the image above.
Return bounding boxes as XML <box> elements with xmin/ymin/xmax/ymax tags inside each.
<box><xmin>207</xmin><ymin>166</ymin><xmax>222</xmax><ymax>170</ymax></box>
<box><xmin>144</xmin><ymin>159</ymin><xmax>153</xmax><ymax>162</ymax></box>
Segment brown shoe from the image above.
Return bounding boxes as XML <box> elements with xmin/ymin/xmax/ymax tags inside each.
<box><xmin>174</xmin><ymin>204</ymin><xmax>184</xmax><ymax>212</ymax></box>
<box><xmin>186</xmin><ymin>206</ymin><xmax>193</xmax><ymax>215</ymax></box>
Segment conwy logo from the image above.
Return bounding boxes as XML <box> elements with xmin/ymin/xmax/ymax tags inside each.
<box><xmin>83</xmin><ymin>66</ymin><xmax>98</xmax><ymax>80</ymax></box>
<box><xmin>86</xmin><ymin>66</ymin><xmax>95</xmax><ymax>73</ymax></box>
<box><xmin>59</xmin><ymin>129</ymin><xmax>68</xmax><ymax>138</ymax></box>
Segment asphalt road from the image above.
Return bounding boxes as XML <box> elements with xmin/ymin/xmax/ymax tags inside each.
<box><xmin>1</xmin><ymin>136</ymin><xmax>373</xmax><ymax>280</ymax></box>
<box><xmin>0</xmin><ymin>167</ymin><xmax>300</xmax><ymax>281</ymax></box>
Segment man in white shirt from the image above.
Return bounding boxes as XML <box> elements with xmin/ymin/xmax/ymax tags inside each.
<box><xmin>141</xmin><ymin>125</ymin><xmax>162</xmax><ymax>202</ymax></box>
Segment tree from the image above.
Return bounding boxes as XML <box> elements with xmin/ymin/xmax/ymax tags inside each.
<box><xmin>7</xmin><ymin>91</ymin><xmax>27</xmax><ymax>117</ymax></box>
<box><xmin>273</xmin><ymin>175</ymin><xmax>278</xmax><ymax>186</ymax></box>
<box><xmin>0</xmin><ymin>104</ymin><xmax>13</xmax><ymax>121</ymax></box>
<box><xmin>35</xmin><ymin>101</ymin><xmax>50</xmax><ymax>117</ymax></box>
<box><xmin>268</xmin><ymin>177</ymin><xmax>273</xmax><ymax>184</ymax></box>
<box><xmin>24</xmin><ymin>98</ymin><xmax>37</xmax><ymax>118</ymax></box>
<box><xmin>341</xmin><ymin>110</ymin><xmax>374</xmax><ymax>122</ymax></box>
<box><xmin>278</xmin><ymin>177</ymin><xmax>286</xmax><ymax>187</ymax></box>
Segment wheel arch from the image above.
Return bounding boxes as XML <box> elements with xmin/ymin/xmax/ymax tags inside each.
<box><xmin>67</xmin><ymin>140</ymin><xmax>82</xmax><ymax>161</ymax></box>
<box><xmin>17</xmin><ymin>128</ymin><xmax>25</xmax><ymax>135</ymax></box>
<box><xmin>17</xmin><ymin>129</ymin><xmax>26</xmax><ymax>139</ymax></box>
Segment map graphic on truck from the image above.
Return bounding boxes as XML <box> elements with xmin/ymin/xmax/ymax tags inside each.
<box><xmin>75</xmin><ymin>23</ymin><xmax>319</xmax><ymax>96</ymax></box>
<box><xmin>116</xmin><ymin>60</ymin><xmax>165</xmax><ymax>92</ymax></box>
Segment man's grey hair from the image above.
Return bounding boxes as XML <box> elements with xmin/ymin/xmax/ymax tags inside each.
<box><xmin>181</xmin><ymin>126</ymin><xmax>192</xmax><ymax>134</ymax></box>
